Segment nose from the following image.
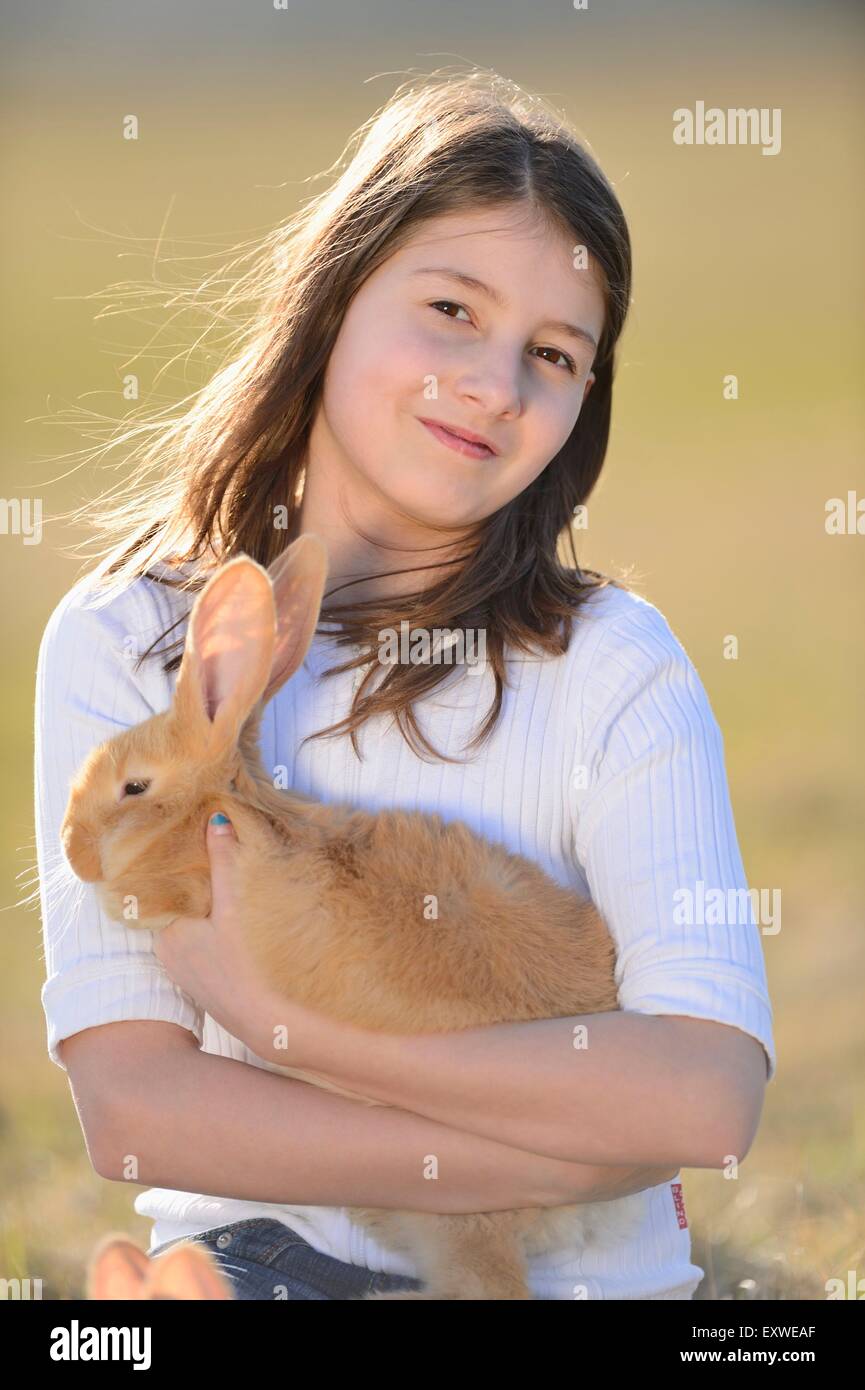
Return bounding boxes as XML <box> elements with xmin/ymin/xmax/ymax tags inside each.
<box><xmin>61</xmin><ymin>811</ymin><xmax>103</xmax><ymax>882</ymax></box>
<box><xmin>454</xmin><ymin>353</ymin><xmax>522</xmax><ymax>421</ymax></box>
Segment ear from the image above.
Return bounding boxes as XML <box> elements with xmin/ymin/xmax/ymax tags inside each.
<box><xmin>174</xmin><ymin>557</ymin><xmax>276</xmax><ymax>759</ymax></box>
<box><xmin>261</xmin><ymin>533</ymin><xmax>330</xmax><ymax>705</ymax></box>
<box><xmin>87</xmin><ymin>1235</ymin><xmax>151</xmax><ymax>1300</ymax></box>
<box><xmin>144</xmin><ymin>1242</ymin><xmax>234</xmax><ymax>1301</ymax></box>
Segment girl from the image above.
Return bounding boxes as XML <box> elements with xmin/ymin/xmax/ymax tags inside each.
<box><xmin>36</xmin><ymin>69</ymin><xmax>774</xmax><ymax>1300</ymax></box>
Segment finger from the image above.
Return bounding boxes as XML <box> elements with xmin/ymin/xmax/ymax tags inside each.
<box><xmin>156</xmin><ymin>915</ymin><xmax>182</xmax><ymax>939</ymax></box>
<box><xmin>207</xmin><ymin>810</ymin><xmax>237</xmax><ymax>914</ymax></box>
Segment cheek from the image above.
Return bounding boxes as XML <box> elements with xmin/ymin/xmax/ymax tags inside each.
<box><xmin>478</xmin><ymin>392</ymin><xmax>584</xmax><ymax>509</ymax></box>
<box><xmin>324</xmin><ymin>314</ymin><xmax>426</xmax><ymax>435</ymax></box>
<box><xmin>517</xmin><ymin>388</ymin><xmax>582</xmax><ymax>473</ymax></box>
<box><xmin>539</xmin><ymin>383</ymin><xmax>588</xmax><ymax>458</ymax></box>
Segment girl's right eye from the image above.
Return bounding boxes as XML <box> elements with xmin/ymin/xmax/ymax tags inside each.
<box><xmin>123</xmin><ymin>780</ymin><xmax>150</xmax><ymax>796</ymax></box>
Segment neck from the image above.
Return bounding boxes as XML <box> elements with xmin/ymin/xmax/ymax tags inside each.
<box><xmin>291</xmin><ymin>441</ymin><xmax>475</xmax><ymax>606</ymax></box>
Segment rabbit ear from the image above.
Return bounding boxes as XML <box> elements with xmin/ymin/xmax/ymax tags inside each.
<box><xmin>87</xmin><ymin>1234</ymin><xmax>234</xmax><ymax>1300</ymax></box>
<box><xmin>261</xmin><ymin>533</ymin><xmax>330</xmax><ymax>705</ymax></box>
<box><xmin>143</xmin><ymin>1242</ymin><xmax>235</xmax><ymax>1301</ymax></box>
<box><xmin>87</xmin><ymin>1235</ymin><xmax>151</xmax><ymax>1300</ymax></box>
<box><xmin>174</xmin><ymin>557</ymin><xmax>276</xmax><ymax>758</ymax></box>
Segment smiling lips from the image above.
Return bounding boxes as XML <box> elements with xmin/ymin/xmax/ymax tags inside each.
<box><xmin>418</xmin><ymin>418</ymin><xmax>498</xmax><ymax>459</ymax></box>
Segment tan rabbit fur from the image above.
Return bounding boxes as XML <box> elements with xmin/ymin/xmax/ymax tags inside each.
<box><xmin>61</xmin><ymin>534</ymin><xmax>644</xmax><ymax>1300</ymax></box>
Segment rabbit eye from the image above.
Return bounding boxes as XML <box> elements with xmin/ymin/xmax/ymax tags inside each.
<box><xmin>123</xmin><ymin>780</ymin><xmax>150</xmax><ymax>796</ymax></box>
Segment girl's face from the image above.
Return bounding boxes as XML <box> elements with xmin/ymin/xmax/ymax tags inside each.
<box><xmin>309</xmin><ymin>203</ymin><xmax>607</xmax><ymax>532</ymax></box>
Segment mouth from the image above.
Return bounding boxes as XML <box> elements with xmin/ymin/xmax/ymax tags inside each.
<box><xmin>418</xmin><ymin>418</ymin><xmax>498</xmax><ymax>460</ymax></box>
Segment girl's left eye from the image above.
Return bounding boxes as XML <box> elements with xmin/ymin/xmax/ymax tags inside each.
<box><xmin>430</xmin><ymin>299</ymin><xmax>472</xmax><ymax>323</ymax></box>
<box><xmin>428</xmin><ymin>301</ymin><xmax>579</xmax><ymax>375</ymax></box>
<box><xmin>531</xmin><ymin>345</ymin><xmax>580</xmax><ymax>375</ymax></box>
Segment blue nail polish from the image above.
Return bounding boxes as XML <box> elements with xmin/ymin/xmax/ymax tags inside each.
<box><xmin>211</xmin><ymin>812</ymin><xmax>230</xmax><ymax>825</ymax></box>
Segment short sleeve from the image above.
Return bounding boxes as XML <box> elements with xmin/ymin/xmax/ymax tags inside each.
<box><xmin>568</xmin><ymin>598</ymin><xmax>776</xmax><ymax>1082</ymax></box>
<box><xmin>34</xmin><ymin>575</ymin><xmax>204</xmax><ymax>1073</ymax></box>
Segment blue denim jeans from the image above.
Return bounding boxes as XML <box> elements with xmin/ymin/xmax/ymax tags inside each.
<box><xmin>148</xmin><ymin>1217</ymin><xmax>425</xmax><ymax>1301</ymax></box>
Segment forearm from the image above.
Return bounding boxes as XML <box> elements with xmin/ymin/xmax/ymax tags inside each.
<box><xmin>96</xmin><ymin>1034</ymin><xmax>604</xmax><ymax>1213</ymax></box>
<box><xmin>265</xmin><ymin>1004</ymin><xmax>749</xmax><ymax>1170</ymax></box>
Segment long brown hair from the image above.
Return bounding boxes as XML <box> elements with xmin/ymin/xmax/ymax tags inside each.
<box><xmin>58</xmin><ymin>67</ymin><xmax>633</xmax><ymax>763</ymax></box>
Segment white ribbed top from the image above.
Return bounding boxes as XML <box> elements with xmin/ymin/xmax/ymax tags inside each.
<box><xmin>35</xmin><ymin>567</ymin><xmax>775</xmax><ymax>1301</ymax></box>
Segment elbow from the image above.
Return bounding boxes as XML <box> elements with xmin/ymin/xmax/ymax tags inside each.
<box><xmin>726</xmin><ymin>1039</ymin><xmax>769</xmax><ymax>1167</ymax></box>
<box><xmin>698</xmin><ymin>1076</ymin><xmax>767</xmax><ymax>1170</ymax></box>
<box><xmin>63</xmin><ymin>1089</ymin><xmax>126</xmax><ymax>1181</ymax></box>
<box><xmin>732</xmin><ymin>1079</ymin><xmax>767</xmax><ymax>1165</ymax></box>
<box><xmin>89</xmin><ymin>1093</ymin><xmax>138</xmax><ymax>1181</ymax></box>
<box><xmin>90</xmin><ymin>1114</ymin><xmax>124</xmax><ymax>1181</ymax></box>
<box><xmin>65</xmin><ymin>1085</ymin><xmax>130</xmax><ymax>1181</ymax></box>
<box><xmin>675</xmin><ymin>1025</ymin><xmax>769</xmax><ymax>1170</ymax></box>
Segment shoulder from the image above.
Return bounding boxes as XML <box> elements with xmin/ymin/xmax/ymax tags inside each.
<box><xmin>571</xmin><ymin>581</ymin><xmax>686</xmax><ymax>655</ymax></box>
<box><xmin>561</xmin><ymin>581</ymin><xmax>695</xmax><ymax>686</ymax></box>
<box><xmin>562</xmin><ymin>583</ymin><xmax>719</xmax><ymax>747</ymax></box>
<box><xmin>37</xmin><ymin>565</ymin><xmax>192</xmax><ymax>714</ymax></box>
<box><xmin>39</xmin><ymin>563</ymin><xmax>190</xmax><ymax>656</ymax></box>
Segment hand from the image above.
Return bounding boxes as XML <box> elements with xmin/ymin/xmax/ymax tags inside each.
<box><xmin>153</xmin><ymin>811</ymin><xmax>280</xmax><ymax>1047</ymax></box>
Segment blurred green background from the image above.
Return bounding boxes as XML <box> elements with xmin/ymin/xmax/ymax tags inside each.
<box><xmin>2</xmin><ymin>0</ymin><xmax>863</xmax><ymax>1299</ymax></box>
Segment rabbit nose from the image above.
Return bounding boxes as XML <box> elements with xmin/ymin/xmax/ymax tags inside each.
<box><xmin>62</xmin><ymin>818</ymin><xmax>103</xmax><ymax>882</ymax></box>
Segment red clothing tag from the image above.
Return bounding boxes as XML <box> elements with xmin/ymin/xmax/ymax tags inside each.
<box><xmin>671</xmin><ymin>1181</ymin><xmax>688</xmax><ymax>1228</ymax></box>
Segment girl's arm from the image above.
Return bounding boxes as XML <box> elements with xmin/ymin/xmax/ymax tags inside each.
<box><xmin>74</xmin><ymin>1022</ymin><xmax>677</xmax><ymax>1210</ymax></box>
<box><xmin>246</xmin><ymin>997</ymin><xmax>765</xmax><ymax>1170</ymax></box>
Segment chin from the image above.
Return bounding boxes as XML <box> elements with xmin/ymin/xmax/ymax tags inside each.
<box><xmin>97</xmin><ymin>868</ymin><xmax>211</xmax><ymax>932</ymax></box>
<box><xmin>373</xmin><ymin>474</ymin><xmax>483</xmax><ymax>528</ymax></box>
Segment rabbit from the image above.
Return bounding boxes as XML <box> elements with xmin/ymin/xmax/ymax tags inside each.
<box><xmin>87</xmin><ymin>1233</ymin><xmax>234</xmax><ymax>1300</ymax></box>
<box><xmin>60</xmin><ymin>533</ymin><xmax>646</xmax><ymax>1300</ymax></box>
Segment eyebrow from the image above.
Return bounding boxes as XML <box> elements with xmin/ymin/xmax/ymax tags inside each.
<box><xmin>408</xmin><ymin>266</ymin><xmax>599</xmax><ymax>353</ymax></box>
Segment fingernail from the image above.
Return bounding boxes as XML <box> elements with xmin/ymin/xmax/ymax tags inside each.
<box><xmin>210</xmin><ymin>811</ymin><xmax>231</xmax><ymax>831</ymax></box>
